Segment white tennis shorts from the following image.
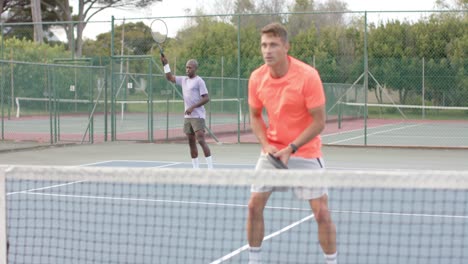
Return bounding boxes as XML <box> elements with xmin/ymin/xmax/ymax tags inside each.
<box><xmin>251</xmin><ymin>154</ymin><xmax>328</xmax><ymax>200</ymax></box>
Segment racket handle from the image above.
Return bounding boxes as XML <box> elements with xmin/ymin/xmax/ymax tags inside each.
<box><xmin>158</xmin><ymin>44</ymin><xmax>165</xmax><ymax>58</ymax></box>
<box><xmin>160</xmin><ymin>54</ymin><xmax>168</xmax><ymax>65</ymax></box>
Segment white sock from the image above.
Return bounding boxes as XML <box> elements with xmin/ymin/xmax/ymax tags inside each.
<box><xmin>205</xmin><ymin>156</ymin><xmax>213</xmax><ymax>169</ymax></box>
<box><xmin>249</xmin><ymin>246</ymin><xmax>262</xmax><ymax>264</ymax></box>
<box><xmin>324</xmin><ymin>252</ymin><xmax>337</xmax><ymax>264</ymax></box>
<box><xmin>191</xmin><ymin>158</ymin><xmax>199</xmax><ymax>169</ymax></box>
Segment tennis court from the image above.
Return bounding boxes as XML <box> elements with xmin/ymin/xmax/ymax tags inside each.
<box><xmin>322</xmin><ymin>102</ymin><xmax>468</xmax><ymax>147</ymax></box>
<box><xmin>323</xmin><ymin>120</ymin><xmax>468</xmax><ymax>147</ymax></box>
<box><xmin>1</xmin><ymin>143</ymin><xmax>467</xmax><ymax>263</ymax></box>
<box><xmin>3</xmin><ymin>111</ymin><xmax>467</xmax><ymax>148</ymax></box>
<box><xmin>4</xmin><ymin>97</ymin><xmax>246</xmax><ymax>143</ymax></box>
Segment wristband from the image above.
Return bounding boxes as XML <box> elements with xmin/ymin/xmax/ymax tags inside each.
<box><xmin>290</xmin><ymin>143</ymin><xmax>299</xmax><ymax>154</ymax></box>
<box><xmin>164</xmin><ymin>64</ymin><xmax>171</xmax><ymax>74</ymax></box>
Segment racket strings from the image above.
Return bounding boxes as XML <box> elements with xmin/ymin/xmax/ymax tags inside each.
<box><xmin>150</xmin><ymin>19</ymin><xmax>168</xmax><ymax>44</ymax></box>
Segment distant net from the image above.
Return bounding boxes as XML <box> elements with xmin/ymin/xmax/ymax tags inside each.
<box><xmin>111</xmin><ymin>98</ymin><xmax>244</xmax><ymax>142</ymax></box>
<box><xmin>15</xmin><ymin>97</ymin><xmax>105</xmax><ymax>118</ymax></box>
<box><xmin>12</xmin><ymin>97</ymin><xmax>245</xmax><ymax>143</ymax></box>
<box><xmin>338</xmin><ymin>102</ymin><xmax>468</xmax><ymax>122</ymax></box>
<box><xmin>332</xmin><ymin>102</ymin><xmax>468</xmax><ymax>147</ymax></box>
<box><xmin>12</xmin><ymin>97</ymin><xmax>107</xmax><ymax>143</ymax></box>
<box><xmin>1</xmin><ymin>166</ymin><xmax>468</xmax><ymax>264</ymax></box>
<box><xmin>324</xmin><ymin>82</ymin><xmax>365</xmax><ymax>122</ymax></box>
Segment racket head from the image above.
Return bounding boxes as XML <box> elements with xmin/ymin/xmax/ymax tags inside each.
<box><xmin>267</xmin><ymin>153</ymin><xmax>288</xmax><ymax>169</ymax></box>
<box><xmin>150</xmin><ymin>19</ymin><xmax>168</xmax><ymax>44</ymax></box>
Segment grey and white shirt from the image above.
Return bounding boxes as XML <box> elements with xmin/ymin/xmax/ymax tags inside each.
<box><xmin>175</xmin><ymin>75</ymin><xmax>209</xmax><ymax>119</ymax></box>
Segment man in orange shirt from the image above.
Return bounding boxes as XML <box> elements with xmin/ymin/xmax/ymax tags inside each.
<box><xmin>247</xmin><ymin>22</ymin><xmax>337</xmax><ymax>264</ymax></box>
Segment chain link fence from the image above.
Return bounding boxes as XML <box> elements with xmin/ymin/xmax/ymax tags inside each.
<box><xmin>1</xmin><ymin>10</ymin><xmax>467</xmax><ymax>147</ymax></box>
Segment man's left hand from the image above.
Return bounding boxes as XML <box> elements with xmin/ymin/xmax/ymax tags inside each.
<box><xmin>273</xmin><ymin>147</ymin><xmax>293</xmax><ymax>166</ymax></box>
<box><xmin>185</xmin><ymin>107</ymin><xmax>194</xmax><ymax>115</ymax></box>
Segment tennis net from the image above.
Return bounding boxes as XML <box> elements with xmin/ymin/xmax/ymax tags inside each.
<box><xmin>334</xmin><ymin>102</ymin><xmax>468</xmax><ymax>147</ymax></box>
<box><xmin>12</xmin><ymin>97</ymin><xmax>246</xmax><ymax>143</ymax></box>
<box><xmin>1</xmin><ymin>166</ymin><xmax>468</xmax><ymax>264</ymax></box>
<box><xmin>338</xmin><ymin>102</ymin><xmax>468</xmax><ymax>121</ymax></box>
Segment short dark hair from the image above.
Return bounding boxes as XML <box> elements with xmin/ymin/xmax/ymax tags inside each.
<box><xmin>261</xmin><ymin>22</ymin><xmax>288</xmax><ymax>43</ymax></box>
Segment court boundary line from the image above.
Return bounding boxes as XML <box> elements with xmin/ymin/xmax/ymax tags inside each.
<box><xmin>80</xmin><ymin>160</ymin><xmax>184</xmax><ymax>168</ymax></box>
<box><xmin>15</xmin><ymin>189</ymin><xmax>468</xmax><ymax>220</ymax></box>
<box><xmin>210</xmin><ymin>214</ymin><xmax>315</xmax><ymax>264</ymax></box>
<box><xmin>209</xmin><ymin>206</ymin><xmax>468</xmax><ymax>263</ymax></box>
<box><xmin>81</xmin><ymin>159</ymin><xmax>438</xmax><ymax>172</ymax></box>
<box><xmin>6</xmin><ymin>181</ymin><xmax>85</xmax><ymax>196</ymax></box>
<box><xmin>322</xmin><ymin>122</ymin><xmax>401</xmax><ymax>138</ymax></box>
<box><xmin>81</xmin><ymin>160</ymin><xmax>257</xmax><ymax>167</ymax></box>
<box><xmin>327</xmin><ymin>123</ymin><xmax>423</xmax><ymax>144</ymax></box>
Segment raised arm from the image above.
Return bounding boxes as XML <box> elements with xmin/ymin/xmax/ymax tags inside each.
<box><xmin>161</xmin><ymin>55</ymin><xmax>176</xmax><ymax>83</ymax></box>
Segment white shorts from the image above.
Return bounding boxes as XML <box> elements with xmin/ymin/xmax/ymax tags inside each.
<box><xmin>251</xmin><ymin>154</ymin><xmax>328</xmax><ymax>200</ymax></box>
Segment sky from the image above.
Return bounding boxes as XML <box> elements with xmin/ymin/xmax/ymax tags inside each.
<box><xmin>70</xmin><ymin>0</ymin><xmax>439</xmax><ymax>40</ymax></box>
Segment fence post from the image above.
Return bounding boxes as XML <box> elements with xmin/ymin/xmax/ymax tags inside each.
<box><xmin>363</xmin><ymin>11</ymin><xmax>369</xmax><ymax>146</ymax></box>
<box><xmin>0</xmin><ymin>167</ymin><xmax>7</xmax><ymax>264</ymax></box>
<box><xmin>422</xmin><ymin>57</ymin><xmax>425</xmax><ymax>119</ymax></box>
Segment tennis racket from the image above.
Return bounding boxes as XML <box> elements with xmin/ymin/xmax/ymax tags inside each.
<box><xmin>267</xmin><ymin>153</ymin><xmax>288</xmax><ymax>169</ymax></box>
<box><xmin>150</xmin><ymin>19</ymin><xmax>168</xmax><ymax>57</ymax></box>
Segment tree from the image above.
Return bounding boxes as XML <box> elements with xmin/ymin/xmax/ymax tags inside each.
<box><xmin>419</xmin><ymin>9</ymin><xmax>468</xmax><ymax>106</ymax></box>
<box><xmin>1</xmin><ymin>0</ymin><xmax>162</xmax><ymax>56</ymax></box>
<box><xmin>2</xmin><ymin>0</ymin><xmax>60</xmax><ymax>22</ymax></box>
<box><xmin>253</xmin><ymin>0</ymin><xmax>286</xmax><ymax>26</ymax></box>
<box><xmin>70</xmin><ymin>0</ymin><xmax>163</xmax><ymax>57</ymax></box>
<box><xmin>315</xmin><ymin>0</ymin><xmax>348</xmax><ymax>28</ymax></box>
<box><xmin>231</xmin><ymin>0</ymin><xmax>255</xmax><ymax>27</ymax></box>
<box><xmin>435</xmin><ymin>0</ymin><xmax>468</xmax><ymax>10</ymax></box>
<box><xmin>82</xmin><ymin>21</ymin><xmax>153</xmax><ymax>57</ymax></box>
<box><xmin>0</xmin><ymin>0</ymin><xmax>5</xmax><ymax>16</ymax></box>
<box><xmin>0</xmin><ymin>0</ymin><xmax>18</xmax><ymax>17</ymax></box>
<box><xmin>30</xmin><ymin>0</ymin><xmax>43</xmax><ymax>43</ymax></box>
<box><xmin>3</xmin><ymin>37</ymin><xmax>70</xmax><ymax>100</ymax></box>
<box><xmin>211</xmin><ymin>0</ymin><xmax>234</xmax><ymax>23</ymax></box>
<box><xmin>288</xmin><ymin>0</ymin><xmax>315</xmax><ymax>37</ymax></box>
<box><xmin>1</xmin><ymin>0</ymin><xmax>63</xmax><ymax>42</ymax></box>
<box><xmin>170</xmin><ymin>18</ymin><xmax>238</xmax><ymax>75</ymax></box>
<box><xmin>367</xmin><ymin>21</ymin><xmax>419</xmax><ymax>104</ymax></box>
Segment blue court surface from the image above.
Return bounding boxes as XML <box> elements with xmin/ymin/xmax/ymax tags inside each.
<box><xmin>6</xmin><ymin>159</ymin><xmax>468</xmax><ymax>264</ymax></box>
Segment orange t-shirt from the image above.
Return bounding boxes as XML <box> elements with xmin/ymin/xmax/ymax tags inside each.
<box><xmin>248</xmin><ymin>56</ymin><xmax>325</xmax><ymax>158</ymax></box>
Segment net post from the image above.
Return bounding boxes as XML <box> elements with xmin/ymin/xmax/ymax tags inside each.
<box><xmin>166</xmin><ymin>98</ymin><xmax>169</xmax><ymax>142</ymax></box>
<box><xmin>237</xmin><ymin>98</ymin><xmax>241</xmax><ymax>143</ymax></box>
<box><xmin>363</xmin><ymin>11</ymin><xmax>369</xmax><ymax>146</ymax></box>
<box><xmin>422</xmin><ymin>57</ymin><xmax>425</xmax><ymax>119</ymax></box>
<box><xmin>121</xmin><ymin>101</ymin><xmax>124</xmax><ymax>121</ymax></box>
<box><xmin>15</xmin><ymin>97</ymin><xmax>20</xmax><ymax>118</ymax></box>
<box><xmin>338</xmin><ymin>101</ymin><xmax>342</xmax><ymax>129</ymax></box>
<box><xmin>148</xmin><ymin>57</ymin><xmax>154</xmax><ymax>142</ymax></box>
<box><xmin>0</xmin><ymin>167</ymin><xmax>7</xmax><ymax>264</ymax></box>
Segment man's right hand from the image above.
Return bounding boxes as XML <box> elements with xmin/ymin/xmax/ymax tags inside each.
<box><xmin>161</xmin><ymin>55</ymin><xmax>168</xmax><ymax>65</ymax></box>
<box><xmin>262</xmin><ymin>144</ymin><xmax>278</xmax><ymax>156</ymax></box>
